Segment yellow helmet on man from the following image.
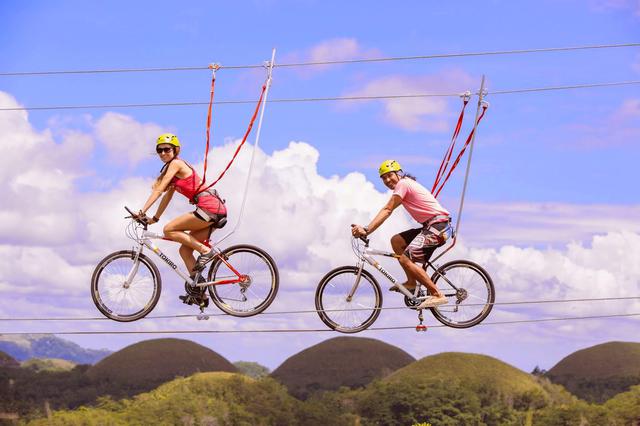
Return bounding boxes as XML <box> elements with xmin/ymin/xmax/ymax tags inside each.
<box><xmin>156</xmin><ymin>133</ymin><xmax>180</xmax><ymax>147</ymax></box>
<box><xmin>378</xmin><ymin>159</ymin><xmax>402</xmax><ymax>177</ymax></box>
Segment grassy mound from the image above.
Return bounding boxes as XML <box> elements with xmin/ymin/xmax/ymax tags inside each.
<box><xmin>86</xmin><ymin>338</ymin><xmax>236</xmax><ymax>390</ymax></box>
<box><xmin>546</xmin><ymin>341</ymin><xmax>640</xmax><ymax>402</ymax></box>
<box><xmin>271</xmin><ymin>336</ymin><xmax>415</xmax><ymax>399</ymax></box>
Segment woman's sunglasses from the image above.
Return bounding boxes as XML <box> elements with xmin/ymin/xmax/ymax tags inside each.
<box><xmin>156</xmin><ymin>147</ymin><xmax>174</xmax><ymax>154</ymax></box>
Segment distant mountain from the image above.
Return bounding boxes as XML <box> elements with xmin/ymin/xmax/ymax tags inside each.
<box><xmin>0</xmin><ymin>334</ymin><xmax>111</xmax><ymax>364</ymax></box>
<box><xmin>546</xmin><ymin>341</ymin><xmax>640</xmax><ymax>403</ymax></box>
<box><xmin>86</xmin><ymin>338</ymin><xmax>237</xmax><ymax>390</ymax></box>
<box><xmin>0</xmin><ymin>350</ymin><xmax>19</xmax><ymax>368</ymax></box>
<box><xmin>271</xmin><ymin>336</ymin><xmax>415</xmax><ymax>399</ymax></box>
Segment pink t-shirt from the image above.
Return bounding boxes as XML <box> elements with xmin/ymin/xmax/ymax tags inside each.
<box><xmin>393</xmin><ymin>178</ymin><xmax>449</xmax><ymax>224</ymax></box>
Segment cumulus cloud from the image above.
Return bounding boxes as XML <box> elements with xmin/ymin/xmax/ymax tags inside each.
<box><xmin>282</xmin><ymin>37</ymin><xmax>381</xmax><ymax>76</ymax></box>
<box><xmin>94</xmin><ymin>112</ymin><xmax>167</xmax><ymax>167</ymax></box>
<box><xmin>342</xmin><ymin>70</ymin><xmax>476</xmax><ymax>132</ymax></box>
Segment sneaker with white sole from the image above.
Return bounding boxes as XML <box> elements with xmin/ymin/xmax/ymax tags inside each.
<box><xmin>193</xmin><ymin>250</ymin><xmax>216</xmax><ymax>271</ymax></box>
<box><xmin>417</xmin><ymin>295</ymin><xmax>448</xmax><ymax>309</ymax></box>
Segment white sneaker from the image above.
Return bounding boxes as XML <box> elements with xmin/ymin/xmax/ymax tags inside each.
<box><xmin>417</xmin><ymin>295</ymin><xmax>448</xmax><ymax>309</ymax></box>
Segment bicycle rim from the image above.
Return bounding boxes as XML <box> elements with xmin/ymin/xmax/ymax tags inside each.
<box><xmin>208</xmin><ymin>245</ymin><xmax>278</xmax><ymax>317</ymax></box>
<box><xmin>91</xmin><ymin>251</ymin><xmax>161</xmax><ymax>322</ymax></box>
<box><xmin>315</xmin><ymin>267</ymin><xmax>382</xmax><ymax>333</ymax></box>
<box><xmin>430</xmin><ymin>260</ymin><xmax>494</xmax><ymax>328</ymax></box>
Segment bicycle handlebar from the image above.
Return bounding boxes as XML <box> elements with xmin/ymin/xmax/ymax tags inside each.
<box><xmin>124</xmin><ymin>206</ymin><xmax>148</xmax><ymax>229</ymax></box>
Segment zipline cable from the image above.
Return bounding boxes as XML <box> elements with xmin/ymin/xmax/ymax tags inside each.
<box><xmin>0</xmin><ymin>295</ymin><xmax>638</xmax><ymax>322</ymax></box>
<box><xmin>1</xmin><ymin>312</ymin><xmax>639</xmax><ymax>335</ymax></box>
<box><xmin>1</xmin><ymin>43</ymin><xmax>639</xmax><ymax>76</ymax></box>
<box><xmin>2</xmin><ymin>80</ymin><xmax>639</xmax><ymax>112</ymax></box>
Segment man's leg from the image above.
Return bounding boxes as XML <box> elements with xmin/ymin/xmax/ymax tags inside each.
<box><xmin>391</xmin><ymin>234</ymin><xmax>417</xmax><ymax>289</ymax></box>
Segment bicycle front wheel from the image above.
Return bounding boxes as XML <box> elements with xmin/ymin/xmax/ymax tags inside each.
<box><xmin>430</xmin><ymin>260</ymin><xmax>494</xmax><ymax>328</ymax></box>
<box><xmin>91</xmin><ymin>250</ymin><xmax>161</xmax><ymax>322</ymax></box>
<box><xmin>315</xmin><ymin>266</ymin><xmax>382</xmax><ymax>333</ymax></box>
<box><xmin>207</xmin><ymin>245</ymin><xmax>279</xmax><ymax>317</ymax></box>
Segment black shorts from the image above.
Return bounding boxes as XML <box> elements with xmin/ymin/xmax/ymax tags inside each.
<box><xmin>399</xmin><ymin>221</ymin><xmax>449</xmax><ymax>263</ymax></box>
<box><xmin>193</xmin><ymin>207</ymin><xmax>227</xmax><ymax>229</ymax></box>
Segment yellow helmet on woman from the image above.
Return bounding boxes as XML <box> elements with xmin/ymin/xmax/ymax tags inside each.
<box><xmin>156</xmin><ymin>133</ymin><xmax>180</xmax><ymax>147</ymax></box>
<box><xmin>378</xmin><ymin>159</ymin><xmax>402</xmax><ymax>177</ymax></box>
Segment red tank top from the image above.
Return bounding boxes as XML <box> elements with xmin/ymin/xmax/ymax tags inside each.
<box><xmin>171</xmin><ymin>164</ymin><xmax>227</xmax><ymax>215</ymax></box>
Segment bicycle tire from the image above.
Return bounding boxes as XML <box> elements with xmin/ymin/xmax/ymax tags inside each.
<box><xmin>91</xmin><ymin>250</ymin><xmax>162</xmax><ymax>322</ymax></box>
<box><xmin>429</xmin><ymin>260</ymin><xmax>494</xmax><ymax>328</ymax></box>
<box><xmin>207</xmin><ymin>245</ymin><xmax>279</xmax><ymax>317</ymax></box>
<box><xmin>315</xmin><ymin>266</ymin><xmax>382</xmax><ymax>333</ymax></box>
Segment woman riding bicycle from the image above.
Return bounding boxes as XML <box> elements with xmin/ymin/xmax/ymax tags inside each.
<box><xmin>137</xmin><ymin>133</ymin><xmax>227</xmax><ymax>303</ymax></box>
<box><xmin>351</xmin><ymin>160</ymin><xmax>450</xmax><ymax>309</ymax></box>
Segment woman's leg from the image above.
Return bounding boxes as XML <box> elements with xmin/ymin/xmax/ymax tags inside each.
<box><xmin>164</xmin><ymin>213</ymin><xmax>213</xmax><ymax>272</ymax></box>
<box><xmin>392</xmin><ymin>233</ymin><xmax>443</xmax><ymax>297</ymax></box>
<box><xmin>178</xmin><ymin>226</ymin><xmax>213</xmax><ymax>274</ymax></box>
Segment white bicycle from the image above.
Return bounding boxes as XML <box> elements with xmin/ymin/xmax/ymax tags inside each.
<box><xmin>315</xmin><ymin>235</ymin><xmax>494</xmax><ymax>333</ymax></box>
<box><xmin>91</xmin><ymin>207</ymin><xmax>279</xmax><ymax>322</ymax></box>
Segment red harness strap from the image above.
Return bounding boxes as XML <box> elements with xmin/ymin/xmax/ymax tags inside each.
<box><xmin>431</xmin><ymin>95</ymin><xmax>470</xmax><ymax>193</ymax></box>
<box><xmin>433</xmin><ymin>103</ymin><xmax>488</xmax><ymax>199</ymax></box>
<box><xmin>196</xmin><ymin>64</ymin><xmax>219</xmax><ymax>194</ymax></box>
<box><xmin>197</xmin><ymin>83</ymin><xmax>267</xmax><ymax>194</ymax></box>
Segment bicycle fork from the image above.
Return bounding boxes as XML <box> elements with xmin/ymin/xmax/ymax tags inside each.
<box><xmin>347</xmin><ymin>261</ymin><xmax>365</xmax><ymax>302</ymax></box>
<box><xmin>124</xmin><ymin>244</ymin><xmax>145</xmax><ymax>288</ymax></box>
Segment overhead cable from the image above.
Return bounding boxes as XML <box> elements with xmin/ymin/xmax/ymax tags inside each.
<box><xmin>1</xmin><ymin>80</ymin><xmax>639</xmax><ymax>112</ymax></box>
<box><xmin>1</xmin><ymin>312</ymin><xmax>639</xmax><ymax>335</ymax></box>
<box><xmin>0</xmin><ymin>295</ymin><xmax>638</xmax><ymax>322</ymax></box>
<box><xmin>1</xmin><ymin>43</ymin><xmax>639</xmax><ymax>76</ymax></box>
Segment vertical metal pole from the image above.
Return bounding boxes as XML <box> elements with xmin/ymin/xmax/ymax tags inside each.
<box><xmin>454</xmin><ymin>75</ymin><xmax>486</xmax><ymax>237</ymax></box>
<box><xmin>216</xmin><ymin>48</ymin><xmax>276</xmax><ymax>244</ymax></box>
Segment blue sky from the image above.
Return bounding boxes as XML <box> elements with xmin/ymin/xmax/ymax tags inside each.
<box><xmin>0</xmin><ymin>1</ymin><xmax>639</xmax><ymax>371</ymax></box>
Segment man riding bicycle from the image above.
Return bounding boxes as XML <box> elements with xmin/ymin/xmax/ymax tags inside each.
<box><xmin>351</xmin><ymin>160</ymin><xmax>450</xmax><ymax>309</ymax></box>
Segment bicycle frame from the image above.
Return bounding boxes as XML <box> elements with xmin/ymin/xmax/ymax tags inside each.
<box><xmin>126</xmin><ymin>229</ymin><xmax>247</xmax><ymax>289</ymax></box>
<box><xmin>349</xmin><ymin>239</ymin><xmax>461</xmax><ymax>302</ymax></box>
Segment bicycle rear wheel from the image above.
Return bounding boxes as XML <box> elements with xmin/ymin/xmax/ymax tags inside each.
<box><xmin>430</xmin><ymin>260</ymin><xmax>494</xmax><ymax>328</ymax></box>
<box><xmin>207</xmin><ymin>245</ymin><xmax>279</xmax><ymax>317</ymax></box>
<box><xmin>315</xmin><ymin>266</ymin><xmax>382</xmax><ymax>333</ymax></box>
<box><xmin>91</xmin><ymin>250</ymin><xmax>161</xmax><ymax>322</ymax></box>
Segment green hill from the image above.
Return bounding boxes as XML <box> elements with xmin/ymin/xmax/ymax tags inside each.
<box><xmin>21</xmin><ymin>358</ymin><xmax>76</xmax><ymax>372</ymax></box>
<box><xmin>386</xmin><ymin>352</ymin><xmax>547</xmax><ymax>396</ymax></box>
<box><xmin>546</xmin><ymin>341</ymin><xmax>640</xmax><ymax>403</ymax></box>
<box><xmin>353</xmin><ymin>352</ymin><xmax>575</xmax><ymax>425</ymax></box>
<box><xmin>86</xmin><ymin>338</ymin><xmax>237</xmax><ymax>392</ymax></box>
<box><xmin>23</xmin><ymin>372</ymin><xmax>324</xmax><ymax>426</ymax></box>
<box><xmin>271</xmin><ymin>336</ymin><xmax>415</xmax><ymax>399</ymax></box>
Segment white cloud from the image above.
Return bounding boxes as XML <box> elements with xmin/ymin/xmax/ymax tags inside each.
<box><xmin>282</xmin><ymin>38</ymin><xmax>381</xmax><ymax>76</ymax></box>
<box><xmin>94</xmin><ymin>112</ymin><xmax>167</xmax><ymax>167</ymax></box>
<box><xmin>343</xmin><ymin>70</ymin><xmax>476</xmax><ymax>132</ymax></box>
<box><xmin>566</xmin><ymin>98</ymin><xmax>640</xmax><ymax>148</ymax></box>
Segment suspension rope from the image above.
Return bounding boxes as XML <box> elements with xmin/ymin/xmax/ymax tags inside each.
<box><xmin>433</xmin><ymin>101</ymin><xmax>489</xmax><ymax>198</ymax></box>
<box><xmin>195</xmin><ymin>64</ymin><xmax>218</xmax><ymax>194</ymax></box>
<box><xmin>0</xmin><ymin>295</ymin><xmax>638</xmax><ymax>322</ymax></box>
<box><xmin>197</xmin><ymin>84</ymin><xmax>267</xmax><ymax>194</ymax></box>
<box><xmin>431</xmin><ymin>92</ymin><xmax>471</xmax><ymax>193</ymax></box>
<box><xmin>1</xmin><ymin>312</ymin><xmax>639</xmax><ymax>335</ymax></box>
<box><xmin>3</xmin><ymin>80</ymin><xmax>639</xmax><ymax>112</ymax></box>
<box><xmin>1</xmin><ymin>42</ymin><xmax>638</xmax><ymax>76</ymax></box>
